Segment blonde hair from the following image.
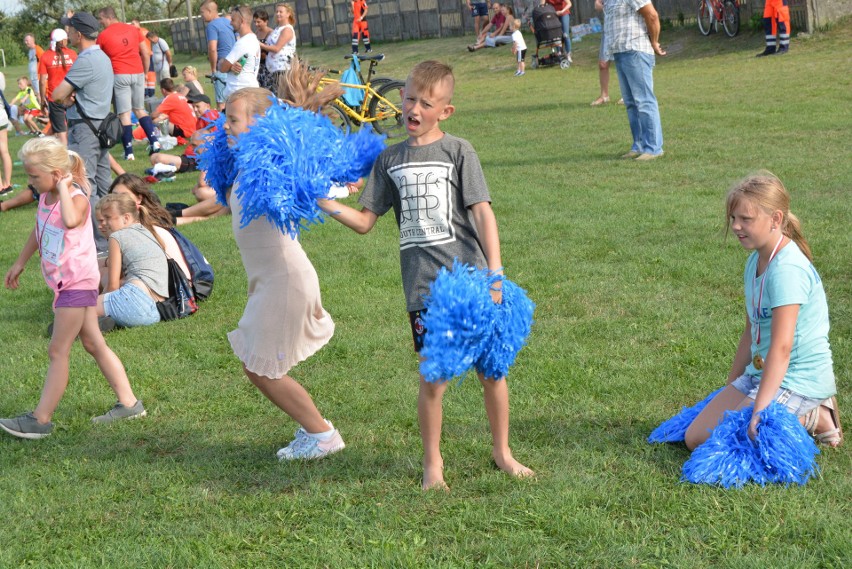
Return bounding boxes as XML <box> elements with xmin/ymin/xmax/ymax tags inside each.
<box><xmin>276</xmin><ymin>3</ymin><xmax>296</xmax><ymax>25</ymax></box>
<box><xmin>96</xmin><ymin>193</ymin><xmax>167</xmax><ymax>250</ymax></box>
<box><xmin>725</xmin><ymin>171</ymin><xmax>812</xmax><ymax>261</ymax></box>
<box><xmin>182</xmin><ymin>65</ymin><xmax>198</xmax><ymax>78</ymax></box>
<box><xmin>408</xmin><ymin>60</ymin><xmax>455</xmax><ymax>102</ymax></box>
<box><xmin>19</xmin><ymin>137</ymin><xmax>90</xmax><ymax>195</ymax></box>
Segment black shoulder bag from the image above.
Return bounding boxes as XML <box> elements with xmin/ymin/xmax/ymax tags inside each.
<box><xmin>73</xmin><ymin>100</ymin><xmax>123</xmax><ymax>149</ymax></box>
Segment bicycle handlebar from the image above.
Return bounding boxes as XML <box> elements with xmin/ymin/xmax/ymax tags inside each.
<box><xmin>344</xmin><ymin>53</ymin><xmax>385</xmax><ymax>62</ymax></box>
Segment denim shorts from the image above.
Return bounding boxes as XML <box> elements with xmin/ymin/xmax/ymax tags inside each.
<box><xmin>212</xmin><ymin>71</ymin><xmax>229</xmax><ymax>104</ymax></box>
<box><xmin>731</xmin><ymin>374</ymin><xmax>823</xmax><ymax>417</ymax></box>
<box><xmin>103</xmin><ymin>282</ymin><xmax>160</xmax><ymax>327</ymax></box>
<box><xmin>471</xmin><ymin>2</ymin><xmax>488</xmax><ymax>17</ymax></box>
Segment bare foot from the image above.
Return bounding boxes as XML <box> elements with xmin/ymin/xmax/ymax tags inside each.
<box><xmin>493</xmin><ymin>451</ymin><xmax>535</xmax><ymax>479</ymax></box>
<box><xmin>422</xmin><ymin>462</ymin><xmax>449</xmax><ymax>491</ymax></box>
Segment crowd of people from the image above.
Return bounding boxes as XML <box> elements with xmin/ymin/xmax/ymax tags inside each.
<box><xmin>0</xmin><ymin>2</ymin><xmax>842</xmax><ymax>495</ymax></box>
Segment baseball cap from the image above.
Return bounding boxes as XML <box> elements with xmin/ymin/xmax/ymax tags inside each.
<box><xmin>188</xmin><ymin>93</ymin><xmax>211</xmax><ymax>105</ymax></box>
<box><xmin>68</xmin><ymin>13</ymin><xmax>100</xmax><ymax>38</ymax></box>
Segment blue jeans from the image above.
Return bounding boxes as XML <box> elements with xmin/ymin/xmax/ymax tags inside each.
<box><xmin>559</xmin><ymin>14</ymin><xmax>572</xmax><ymax>53</ymax></box>
<box><xmin>613</xmin><ymin>50</ymin><xmax>663</xmax><ymax>155</ymax></box>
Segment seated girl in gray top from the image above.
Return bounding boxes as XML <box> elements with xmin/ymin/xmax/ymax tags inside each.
<box><xmin>95</xmin><ymin>193</ymin><xmax>169</xmax><ymax>328</ymax></box>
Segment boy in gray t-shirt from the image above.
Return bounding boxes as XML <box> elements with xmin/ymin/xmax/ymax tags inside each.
<box><xmin>319</xmin><ymin>60</ymin><xmax>533</xmax><ymax>491</ymax></box>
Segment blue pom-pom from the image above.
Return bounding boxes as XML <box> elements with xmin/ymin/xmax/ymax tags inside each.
<box><xmin>475</xmin><ymin>279</ymin><xmax>535</xmax><ymax>379</ymax></box>
<box><xmin>334</xmin><ymin>125</ymin><xmax>387</xmax><ymax>183</ymax></box>
<box><xmin>681</xmin><ymin>402</ymin><xmax>820</xmax><ymax>488</ymax></box>
<box><xmin>419</xmin><ymin>261</ymin><xmax>499</xmax><ymax>383</ymax></box>
<box><xmin>196</xmin><ymin>115</ymin><xmax>235</xmax><ymax>206</ymax></box>
<box><xmin>648</xmin><ymin>387</ymin><xmax>725</xmax><ymax>443</ymax></box>
<box><xmin>231</xmin><ymin>101</ymin><xmax>386</xmax><ymax>237</ymax></box>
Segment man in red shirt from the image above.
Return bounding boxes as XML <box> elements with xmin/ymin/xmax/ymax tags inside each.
<box><xmin>151</xmin><ymin>78</ymin><xmax>197</xmax><ymax>139</ymax></box>
<box><xmin>38</xmin><ymin>28</ymin><xmax>77</xmax><ymax>145</ymax></box>
<box><xmin>96</xmin><ymin>6</ymin><xmax>159</xmax><ymax>161</ymax></box>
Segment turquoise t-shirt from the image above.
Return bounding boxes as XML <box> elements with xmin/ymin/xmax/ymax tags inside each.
<box><xmin>743</xmin><ymin>241</ymin><xmax>836</xmax><ymax>399</ymax></box>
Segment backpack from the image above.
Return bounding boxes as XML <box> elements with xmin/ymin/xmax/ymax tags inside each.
<box><xmin>341</xmin><ymin>56</ymin><xmax>364</xmax><ymax>108</ymax></box>
<box><xmin>156</xmin><ymin>258</ymin><xmax>198</xmax><ymax>321</ymax></box>
<box><xmin>168</xmin><ymin>228</ymin><xmax>214</xmax><ymax>301</ymax></box>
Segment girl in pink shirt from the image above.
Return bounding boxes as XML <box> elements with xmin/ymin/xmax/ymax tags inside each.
<box><xmin>1</xmin><ymin>137</ymin><xmax>145</xmax><ymax>439</ymax></box>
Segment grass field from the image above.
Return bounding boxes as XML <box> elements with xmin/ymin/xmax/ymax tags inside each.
<box><xmin>0</xmin><ymin>21</ymin><xmax>850</xmax><ymax>567</ymax></box>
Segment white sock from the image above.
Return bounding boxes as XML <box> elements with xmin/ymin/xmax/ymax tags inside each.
<box><xmin>306</xmin><ymin>428</ymin><xmax>335</xmax><ymax>441</ymax></box>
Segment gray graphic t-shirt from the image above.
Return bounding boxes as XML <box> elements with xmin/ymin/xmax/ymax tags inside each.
<box><xmin>359</xmin><ymin>134</ymin><xmax>492</xmax><ymax>311</ymax></box>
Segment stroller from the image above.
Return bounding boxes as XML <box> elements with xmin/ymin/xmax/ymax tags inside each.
<box><xmin>530</xmin><ymin>4</ymin><xmax>570</xmax><ymax>69</ymax></box>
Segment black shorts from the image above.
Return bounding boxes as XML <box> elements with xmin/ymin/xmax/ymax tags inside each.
<box><xmin>408</xmin><ymin>309</ymin><xmax>428</xmax><ymax>353</ymax></box>
<box><xmin>177</xmin><ymin>154</ymin><xmax>198</xmax><ymax>173</ymax></box>
<box><xmin>172</xmin><ymin>124</ymin><xmax>187</xmax><ymax>138</ymax></box>
<box><xmin>48</xmin><ymin>101</ymin><xmax>67</xmax><ymax>133</ymax></box>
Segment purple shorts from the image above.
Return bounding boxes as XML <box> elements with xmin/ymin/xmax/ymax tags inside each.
<box><xmin>55</xmin><ymin>289</ymin><xmax>98</xmax><ymax>308</ymax></box>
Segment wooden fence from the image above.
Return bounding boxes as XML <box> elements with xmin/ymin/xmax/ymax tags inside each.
<box><xmin>170</xmin><ymin>0</ymin><xmax>845</xmax><ymax>53</ymax></box>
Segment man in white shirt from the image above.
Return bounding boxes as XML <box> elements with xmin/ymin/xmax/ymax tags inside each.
<box><xmin>218</xmin><ymin>5</ymin><xmax>260</xmax><ymax>99</ymax></box>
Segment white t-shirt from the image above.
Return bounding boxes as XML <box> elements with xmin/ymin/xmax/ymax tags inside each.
<box><xmin>151</xmin><ymin>38</ymin><xmax>170</xmax><ymax>72</ymax></box>
<box><xmin>223</xmin><ymin>33</ymin><xmax>261</xmax><ymax>98</ymax></box>
<box><xmin>512</xmin><ymin>29</ymin><xmax>527</xmax><ymax>51</ymax></box>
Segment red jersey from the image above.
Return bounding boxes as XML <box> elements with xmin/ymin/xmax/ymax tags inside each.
<box><xmin>155</xmin><ymin>93</ymin><xmax>197</xmax><ymax>139</ymax></box>
<box><xmin>546</xmin><ymin>0</ymin><xmax>570</xmax><ymax>14</ymax></box>
<box><xmin>38</xmin><ymin>47</ymin><xmax>78</xmax><ymax>100</ymax></box>
<box><xmin>97</xmin><ymin>22</ymin><xmax>144</xmax><ymax>74</ymax></box>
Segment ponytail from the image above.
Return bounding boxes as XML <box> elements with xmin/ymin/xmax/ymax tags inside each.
<box><xmin>784</xmin><ymin>211</ymin><xmax>812</xmax><ymax>262</ymax></box>
<box><xmin>67</xmin><ymin>150</ymin><xmax>91</xmax><ymax>196</ymax></box>
<box><xmin>137</xmin><ymin>204</ymin><xmax>167</xmax><ymax>250</ymax></box>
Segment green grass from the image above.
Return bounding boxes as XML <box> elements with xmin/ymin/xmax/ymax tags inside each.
<box><xmin>1</xmin><ymin>23</ymin><xmax>851</xmax><ymax>567</ymax></box>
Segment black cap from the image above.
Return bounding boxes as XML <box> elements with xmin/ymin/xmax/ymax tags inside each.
<box><xmin>187</xmin><ymin>93</ymin><xmax>211</xmax><ymax>105</ymax></box>
<box><xmin>69</xmin><ymin>13</ymin><xmax>100</xmax><ymax>38</ymax></box>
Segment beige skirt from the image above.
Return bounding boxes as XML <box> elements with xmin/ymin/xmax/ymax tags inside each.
<box><xmin>228</xmin><ymin>189</ymin><xmax>334</xmax><ymax>379</ymax></box>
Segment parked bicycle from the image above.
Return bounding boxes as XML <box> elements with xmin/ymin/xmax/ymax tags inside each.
<box><xmin>698</xmin><ymin>0</ymin><xmax>740</xmax><ymax>37</ymax></box>
<box><xmin>315</xmin><ymin>54</ymin><xmax>405</xmax><ymax>138</ymax></box>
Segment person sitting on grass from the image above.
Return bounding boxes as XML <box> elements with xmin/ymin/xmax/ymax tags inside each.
<box><xmin>95</xmin><ymin>193</ymin><xmax>170</xmax><ymax>329</ymax></box>
<box><xmin>318</xmin><ymin>60</ymin><xmax>534</xmax><ymax>490</ymax></box>
<box><xmin>150</xmin><ymin>92</ymin><xmax>220</xmax><ymax>178</ymax></box>
<box><xmin>684</xmin><ymin>173</ymin><xmax>842</xmax><ymax>451</ymax></box>
<box><xmin>178</xmin><ymin>65</ymin><xmax>205</xmax><ymax>98</ymax></box>
<box><xmin>151</xmin><ymin>78</ymin><xmax>197</xmax><ymax>140</ymax></box>
<box><xmin>10</xmin><ymin>77</ymin><xmax>43</xmax><ymax>135</ymax></box>
<box><xmin>468</xmin><ymin>4</ymin><xmax>513</xmax><ymax>51</ymax></box>
<box><xmin>108</xmin><ymin>174</ymin><xmax>193</xmax><ymax>286</ymax></box>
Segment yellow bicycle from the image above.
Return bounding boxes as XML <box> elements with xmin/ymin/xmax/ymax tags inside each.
<box><xmin>315</xmin><ymin>54</ymin><xmax>405</xmax><ymax>138</ymax></box>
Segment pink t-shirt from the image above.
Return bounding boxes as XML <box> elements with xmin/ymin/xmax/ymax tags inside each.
<box><xmin>36</xmin><ymin>186</ymin><xmax>100</xmax><ymax>297</ymax></box>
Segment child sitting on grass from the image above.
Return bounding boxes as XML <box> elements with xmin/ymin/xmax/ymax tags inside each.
<box><xmin>319</xmin><ymin>60</ymin><xmax>533</xmax><ymax>490</ymax></box>
<box><xmin>1</xmin><ymin>138</ymin><xmax>145</xmax><ymax>439</ymax></box>
<box><xmin>684</xmin><ymin>172</ymin><xmax>842</xmax><ymax>450</ymax></box>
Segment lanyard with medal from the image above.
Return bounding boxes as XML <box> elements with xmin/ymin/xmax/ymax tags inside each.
<box><xmin>751</xmin><ymin>233</ymin><xmax>785</xmax><ymax>370</ymax></box>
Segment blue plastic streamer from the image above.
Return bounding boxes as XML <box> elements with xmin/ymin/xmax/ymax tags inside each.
<box><xmin>647</xmin><ymin>387</ymin><xmax>725</xmax><ymax>443</ymax></box>
<box><xmin>681</xmin><ymin>402</ymin><xmax>820</xmax><ymax>488</ymax></box>
<box><xmin>230</xmin><ymin>101</ymin><xmax>386</xmax><ymax>237</ymax></box>
<box><xmin>195</xmin><ymin>114</ymin><xmax>234</xmax><ymax>206</ymax></box>
<box><xmin>419</xmin><ymin>261</ymin><xmax>534</xmax><ymax>384</ymax></box>
<box><xmin>475</xmin><ymin>279</ymin><xmax>535</xmax><ymax>379</ymax></box>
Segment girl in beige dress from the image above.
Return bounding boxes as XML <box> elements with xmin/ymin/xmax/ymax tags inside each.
<box><xmin>224</xmin><ymin>85</ymin><xmax>344</xmax><ymax>461</ymax></box>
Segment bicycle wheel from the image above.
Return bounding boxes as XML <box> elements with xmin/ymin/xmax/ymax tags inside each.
<box><xmin>722</xmin><ymin>1</ymin><xmax>740</xmax><ymax>37</ymax></box>
<box><xmin>697</xmin><ymin>0</ymin><xmax>713</xmax><ymax>36</ymax></box>
<box><xmin>368</xmin><ymin>80</ymin><xmax>405</xmax><ymax>138</ymax></box>
<box><xmin>321</xmin><ymin>102</ymin><xmax>351</xmax><ymax>134</ymax></box>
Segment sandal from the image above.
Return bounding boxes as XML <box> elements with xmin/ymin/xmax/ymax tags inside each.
<box><xmin>590</xmin><ymin>96</ymin><xmax>609</xmax><ymax>106</ymax></box>
<box><xmin>804</xmin><ymin>396</ymin><xmax>842</xmax><ymax>447</ymax></box>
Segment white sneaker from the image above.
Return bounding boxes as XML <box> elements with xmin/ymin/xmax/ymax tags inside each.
<box><xmin>125</xmin><ymin>154</ymin><xmax>135</xmax><ymax>161</ymax></box>
<box><xmin>276</xmin><ymin>419</ymin><xmax>345</xmax><ymax>461</ymax></box>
